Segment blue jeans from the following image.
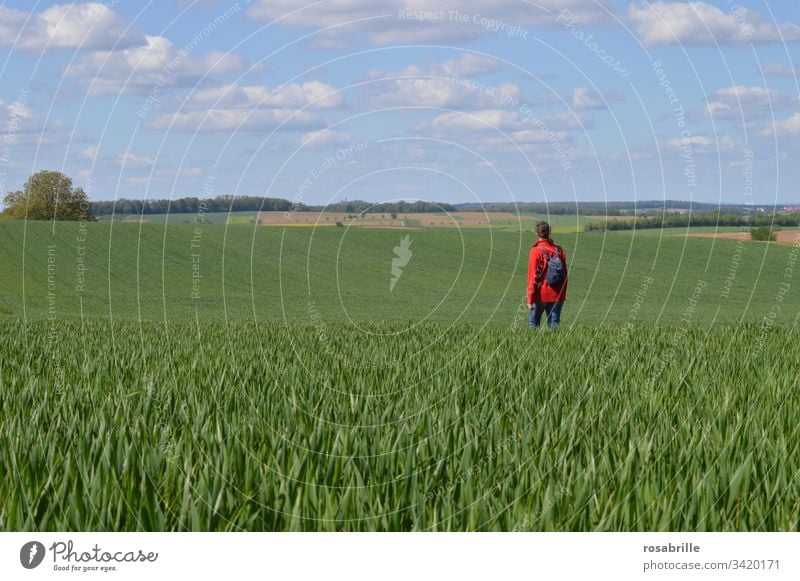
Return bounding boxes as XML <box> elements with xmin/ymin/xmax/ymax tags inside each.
<box><xmin>529</xmin><ymin>302</ymin><xmax>564</xmax><ymax>328</ymax></box>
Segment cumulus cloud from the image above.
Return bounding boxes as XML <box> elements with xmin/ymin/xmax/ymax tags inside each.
<box><xmin>0</xmin><ymin>3</ymin><xmax>144</xmax><ymax>52</ymax></box>
<box><xmin>416</xmin><ymin>108</ymin><xmax>586</xmax><ymax>137</ymax></box>
<box><xmin>409</xmin><ymin>107</ymin><xmax>594</xmax><ymax>168</ymax></box>
<box><xmin>704</xmin><ymin>86</ymin><xmax>796</xmax><ymax>119</ymax></box>
<box><xmin>189</xmin><ymin>81</ymin><xmax>344</xmax><ymax>110</ymax></box>
<box><xmin>0</xmin><ymin>99</ymin><xmax>36</xmax><ymax>134</ymax></box>
<box><xmin>764</xmin><ymin>113</ymin><xmax>800</xmax><ymax>138</ymax></box>
<box><xmin>669</xmin><ymin>135</ymin><xmax>712</xmax><ymax>147</ymax></box>
<box><xmin>664</xmin><ymin>135</ymin><xmax>720</xmax><ymax>151</ymax></box>
<box><xmin>629</xmin><ymin>1</ymin><xmax>800</xmax><ymax>46</ymax></box>
<box><xmin>247</xmin><ymin>0</ymin><xmax>614</xmax><ymax>45</ymax></box>
<box><xmin>362</xmin><ymin>54</ymin><xmax>520</xmax><ymax>108</ymax></box>
<box><xmin>148</xmin><ymin>76</ymin><xmax>345</xmax><ymax>133</ymax></box>
<box><xmin>0</xmin><ymin>99</ymin><xmax>72</xmax><ymax>144</ymax></box>
<box><xmin>148</xmin><ymin>108</ymin><xmax>323</xmax><ymax>132</ymax></box>
<box><xmin>117</xmin><ymin>153</ymin><xmax>155</xmax><ymax>167</ymax></box>
<box><xmin>64</xmin><ymin>35</ymin><xmax>246</xmax><ymax>97</ymax></box>
<box><xmin>570</xmin><ymin>87</ymin><xmax>622</xmax><ymax>110</ymax></box>
<box><xmin>421</xmin><ymin>109</ymin><xmax>522</xmax><ymax>132</ymax></box>
<box><xmin>297</xmin><ymin>129</ymin><xmax>356</xmax><ymax>148</ymax></box>
<box><xmin>79</xmin><ymin>146</ymin><xmax>99</xmax><ymax>160</ymax></box>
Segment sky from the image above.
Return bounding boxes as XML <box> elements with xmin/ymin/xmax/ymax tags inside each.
<box><xmin>0</xmin><ymin>0</ymin><xmax>798</xmax><ymax>206</ymax></box>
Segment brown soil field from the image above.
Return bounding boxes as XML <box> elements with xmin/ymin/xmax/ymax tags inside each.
<box><xmin>256</xmin><ymin>211</ymin><xmax>525</xmax><ymax>228</ymax></box>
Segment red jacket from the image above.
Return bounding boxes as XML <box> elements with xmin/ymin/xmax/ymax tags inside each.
<box><xmin>527</xmin><ymin>239</ymin><xmax>568</xmax><ymax>304</ymax></box>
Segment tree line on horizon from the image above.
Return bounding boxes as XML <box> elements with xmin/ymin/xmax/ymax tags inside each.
<box><xmin>90</xmin><ymin>197</ymin><xmax>458</xmax><ymax>216</ymax></box>
<box><xmin>585</xmin><ymin>212</ymin><xmax>800</xmax><ymax>232</ymax></box>
<box><xmin>2</xmin><ymin>170</ymin><xmax>792</xmax><ymax>222</ymax></box>
<box><xmin>465</xmin><ymin>200</ymin><xmax>761</xmax><ymax>215</ymax></box>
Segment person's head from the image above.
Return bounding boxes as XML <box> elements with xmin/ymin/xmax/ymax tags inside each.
<box><xmin>535</xmin><ymin>221</ymin><xmax>551</xmax><ymax>241</ymax></box>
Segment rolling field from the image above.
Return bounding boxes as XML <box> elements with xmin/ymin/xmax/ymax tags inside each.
<box><xmin>98</xmin><ymin>211</ymin><xmax>258</xmax><ymax>225</ymax></box>
<box><xmin>2</xmin><ymin>320</ymin><xmax>799</xmax><ymax>531</ymax></box>
<box><xmin>2</xmin><ymin>220</ymin><xmax>799</xmax><ymax>324</ymax></box>
<box><xmin>98</xmin><ymin>210</ymin><xmax>602</xmax><ymax>232</ymax></box>
<box><xmin>1</xmin><ymin>220</ymin><xmax>799</xmax><ymax>531</ymax></box>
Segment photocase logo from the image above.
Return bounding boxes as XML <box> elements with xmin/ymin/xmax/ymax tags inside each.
<box><xmin>20</xmin><ymin>541</ymin><xmax>45</xmax><ymax>569</ymax></box>
<box><xmin>390</xmin><ymin>235</ymin><xmax>413</xmax><ymax>292</ymax></box>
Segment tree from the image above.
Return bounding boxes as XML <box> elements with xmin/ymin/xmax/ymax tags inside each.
<box><xmin>2</xmin><ymin>171</ymin><xmax>95</xmax><ymax>221</ymax></box>
<box><xmin>751</xmin><ymin>226</ymin><xmax>779</xmax><ymax>241</ymax></box>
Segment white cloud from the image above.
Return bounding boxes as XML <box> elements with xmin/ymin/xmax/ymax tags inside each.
<box><xmin>243</xmin><ymin>82</ymin><xmax>344</xmax><ymax>109</ymax></box>
<box><xmin>764</xmin><ymin>113</ymin><xmax>800</xmax><ymax>138</ymax></box>
<box><xmin>410</xmin><ymin>107</ymin><xmax>592</xmax><ymax>166</ymax></box>
<box><xmin>297</xmin><ymin>129</ymin><xmax>355</xmax><ymax>148</ymax></box>
<box><xmin>422</xmin><ymin>109</ymin><xmax>522</xmax><ymax>132</ymax></box>
<box><xmin>65</xmin><ymin>35</ymin><xmax>246</xmax><ymax>96</ymax></box>
<box><xmin>0</xmin><ymin>100</ymin><xmax>35</xmax><ymax>134</ymax></box>
<box><xmin>363</xmin><ymin>54</ymin><xmax>503</xmax><ymax>79</ymax></box>
<box><xmin>0</xmin><ymin>3</ymin><xmax>144</xmax><ymax>52</ymax></box>
<box><xmin>117</xmin><ymin>153</ymin><xmax>155</xmax><ymax>167</ymax></box>
<box><xmin>189</xmin><ymin>81</ymin><xmax>344</xmax><ymax>109</ymax></box>
<box><xmin>180</xmin><ymin>167</ymin><xmax>205</xmax><ymax>177</ymax></box>
<box><xmin>437</xmin><ymin>53</ymin><xmax>504</xmax><ymax>77</ymax></box>
<box><xmin>0</xmin><ymin>100</ymin><xmax>71</xmax><ymax>142</ymax></box>
<box><xmin>665</xmin><ymin>135</ymin><xmax>713</xmax><ymax>149</ymax></box>
<box><xmin>417</xmin><ymin>108</ymin><xmax>581</xmax><ymax>136</ymax></box>
<box><xmin>247</xmin><ymin>0</ymin><xmax>614</xmax><ymax>45</ymax></box>
<box><xmin>363</xmin><ymin>54</ymin><xmax>520</xmax><ymax>108</ymax></box>
<box><xmin>629</xmin><ymin>1</ymin><xmax>800</xmax><ymax>46</ymax></box>
<box><xmin>572</xmin><ymin>87</ymin><xmax>609</xmax><ymax>110</ymax></box>
<box><xmin>149</xmin><ymin>77</ymin><xmax>344</xmax><ymax>133</ymax></box>
<box><xmin>149</xmin><ymin>108</ymin><xmax>323</xmax><ymax>132</ymax></box>
<box><xmin>704</xmin><ymin>86</ymin><xmax>796</xmax><ymax>119</ymax></box>
<box><xmin>79</xmin><ymin>146</ymin><xmax>99</xmax><ymax>160</ymax></box>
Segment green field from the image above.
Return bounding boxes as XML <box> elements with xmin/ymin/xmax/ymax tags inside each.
<box><xmin>2</xmin><ymin>220</ymin><xmax>799</xmax><ymax>324</ymax></box>
<box><xmin>617</xmin><ymin>225</ymin><xmax>800</xmax><ymax>237</ymax></box>
<box><xmin>1</xmin><ymin>220</ymin><xmax>799</xmax><ymax>531</ymax></box>
<box><xmin>97</xmin><ymin>211</ymin><xmax>258</xmax><ymax>225</ymax></box>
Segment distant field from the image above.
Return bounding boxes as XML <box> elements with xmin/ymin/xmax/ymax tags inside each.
<box><xmin>610</xmin><ymin>226</ymin><xmax>800</xmax><ymax>239</ymax></box>
<box><xmin>96</xmin><ymin>210</ymin><xmax>605</xmax><ymax>232</ymax></box>
<box><xmin>681</xmin><ymin>230</ymin><xmax>800</xmax><ymax>246</ymax></box>
<box><xmin>2</xmin><ymin>220</ymin><xmax>799</xmax><ymax>325</ymax></box>
<box><xmin>258</xmin><ymin>211</ymin><xmax>604</xmax><ymax>232</ymax></box>
<box><xmin>97</xmin><ymin>211</ymin><xmax>258</xmax><ymax>225</ymax></box>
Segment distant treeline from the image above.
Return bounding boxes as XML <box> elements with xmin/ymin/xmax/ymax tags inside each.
<box><xmin>90</xmin><ymin>196</ymin><xmax>793</xmax><ymax>218</ymax></box>
<box><xmin>91</xmin><ymin>196</ymin><xmax>302</xmax><ymax>215</ymax></box>
<box><xmin>585</xmin><ymin>212</ymin><xmax>800</xmax><ymax>232</ymax></box>
<box><xmin>455</xmin><ymin>200</ymin><xmax>755</xmax><ymax>215</ymax></box>
<box><xmin>90</xmin><ymin>196</ymin><xmax>456</xmax><ymax>216</ymax></box>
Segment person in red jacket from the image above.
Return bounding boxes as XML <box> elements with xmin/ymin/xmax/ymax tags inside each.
<box><xmin>527</xmin><ymin>221</ymin><xmax>568</xmax><ymax>328</ymax></box>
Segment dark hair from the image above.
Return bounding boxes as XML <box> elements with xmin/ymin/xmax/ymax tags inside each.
<box><xmin>535</xmin><ymin>221</ymin><xmax>551</xmax><ymax>240</ymax></box>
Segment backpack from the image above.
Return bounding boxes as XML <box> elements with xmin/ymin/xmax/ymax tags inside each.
<box><xmin>543</xmin><ymin>246</ymin><xmax>566</xmax><ymax>287</ymax></box>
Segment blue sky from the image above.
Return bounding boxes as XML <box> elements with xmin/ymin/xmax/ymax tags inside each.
<box><xmin>0</xmin><ymin>0</ymin><xmax>798</xmax><ymax>205</ymax></box>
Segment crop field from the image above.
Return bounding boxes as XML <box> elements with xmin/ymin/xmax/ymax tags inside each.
<box><xmin>98</xmin><ymin>211</ymin><xmax>258</xmax><ymax>225</ymax></box>
<box><xmin>2</xmin><ymin>319</ymin><xmax>799</xmax><ymax>531</ymax></box>
<box><xmin>1</xmin><ymin>220</ymin><xmax>799</xmax><ymax>531</ymax></box>
<box><xmin>257</xmin><ymin>211</ymin><xmax>602</xmax><ymax>232</ymax></box>
<box><xmin>98</xmin><ymin>210</ymin><xmax>603</xmax><ymax>232</ymax></box>
<box><xmin>3</xmin><ymin>220</ymin><xmax>800</xmax><ymax>324</ymax></box>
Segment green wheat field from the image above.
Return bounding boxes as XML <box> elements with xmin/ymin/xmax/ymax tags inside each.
<box><xmin>1</xmin><ymin>220</ymin><xmax>799</xmax><ymax>530</ymax></box>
